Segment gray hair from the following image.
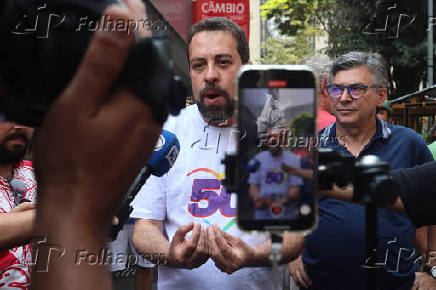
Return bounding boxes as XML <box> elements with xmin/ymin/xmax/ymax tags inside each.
<box><xmin>329</xmin><ymin>51</ymin><xmax>388</xmax><ymax>88</ymax></box>
<box><xmin>187</xmin><ymin>17</ymin><xmax>249</xmax><ymax>64</ymax></box>
<box><xmin>302</xmin><ymin>55</ymin><xmax>332</xmax><ymax>81</ymax></box>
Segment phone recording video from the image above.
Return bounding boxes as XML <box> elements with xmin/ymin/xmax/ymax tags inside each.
<box><xmin>235</xmin><ymin>65</ymin><xmax>317</xmax><ymax>232</ymax></box>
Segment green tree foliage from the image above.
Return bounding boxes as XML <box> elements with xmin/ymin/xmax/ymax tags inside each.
<box><xmin>261</xmin><ymin>0</ymin><xmax>335</xmax><ymax>36</ymax></box>
<box><xmin>259</xmin><ymin>33</ymin><xmax>314</xmax><ymax>64</ymax></box>
<box><xmin>290</xmin><ymin>113</ymin><xmax>314</xmax><ymax>136</ymax></box>
<box><xmin>261</xmin><ymin>0</ymin><xmax>432</xmax><ymax>98</ymax></box>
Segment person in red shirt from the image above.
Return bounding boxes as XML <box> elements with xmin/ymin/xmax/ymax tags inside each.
<box><xmin>0</xmin><ymin>119</ymin><xmax>35</xmax><ymax>289</ymax></box>
<box><xmin>302</xmin><ymin>55</ymin><xmax>336</xmax><ymax>131</ymax></box>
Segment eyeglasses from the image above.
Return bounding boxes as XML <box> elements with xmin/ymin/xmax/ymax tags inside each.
<box><xmin>326</xmin><ymin>83</ymin><xmax>381</xmax><ymax>99</ymax></box>
<box><xmin>6</xmin><ymin>178</ymin><xmax>28</xmax><ymax>206</ymax></box>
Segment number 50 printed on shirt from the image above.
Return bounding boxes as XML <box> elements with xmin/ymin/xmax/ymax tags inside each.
<box><xmin>188</xmin><ymin>179</ymin><xmax>236</xmax><ymax>218</ymax></box>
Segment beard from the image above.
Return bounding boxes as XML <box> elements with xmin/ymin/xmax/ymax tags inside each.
<box><xmin>268</xmin><ymin>145</ymin><xmax>282</xmax><ymax>156</ymax></box>
<box><xmin>196</xmin><ymin>83</ymin><xmax>234</xmax><ymax>123</ymax></box>
<box><xmin>0</xmin><ymin>132</ymin><xmax>29</xmax><ymax>165</ymax></box>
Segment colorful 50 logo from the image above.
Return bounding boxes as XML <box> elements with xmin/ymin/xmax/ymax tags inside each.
<box><xmin>266</xmin><ymin>171</ymin><xmax>284</xmax><ymax>184</ymax></box>
<box><xmin>188</xmin><ymin>179</ymin><xmax>236</xmax><ymax>218</ymax></box>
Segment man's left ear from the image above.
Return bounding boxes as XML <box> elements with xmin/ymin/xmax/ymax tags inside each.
<box><xmin>247</xmin><ymin>60</ymin><xmax>252</xmax><ymax>64</ymax></box>
<box><xmin>377</xmin><ymin>88</ymin><xmax>387</xmax><ymax>106</ymax></box>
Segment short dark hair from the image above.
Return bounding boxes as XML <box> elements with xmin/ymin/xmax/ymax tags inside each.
<box><xmin>187</xmin><ymin>17</ymin><xmax>249</xmax><ymax>64</ymax></box>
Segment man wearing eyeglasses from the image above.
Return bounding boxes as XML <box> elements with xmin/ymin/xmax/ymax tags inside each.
<box><xmin>289</xmin><ymin>51</ymin><xmax>433</xmax><ymax>290</ymax></box>
<box><xmin>0</xmin><ymin>119</ymin><xmax>36</xmax><ymax>289</ymax></box>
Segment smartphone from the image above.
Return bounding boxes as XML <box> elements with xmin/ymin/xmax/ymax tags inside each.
<box><xmin>235</xmin><ymin>65</ymin><xmax>317</xmax><ymax>232</ymax></box>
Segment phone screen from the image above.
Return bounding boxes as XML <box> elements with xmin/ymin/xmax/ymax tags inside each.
<box><xmin>236</xmin><ymin>66</ymin><xmax>317</xmax><ymax>231</ymax></box>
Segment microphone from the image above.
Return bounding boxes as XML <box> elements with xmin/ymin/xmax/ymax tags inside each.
<box><xmin>245</xmin><ymin>158</ymin><xmax>261</xmax><ymax>173</ymax></box>
<box><xmin>7</xmin><ymin>178</ymin><xmax>31</xmax><ymax>205</ymax></box>
<box><xmin>110</xmin><ymin>129</ymin><xmax>180</xmax><ymax>240</ymax></box>
<box><xmin>237</xmin><ymin>157</ymin><xmax>261</xmax><ymax>186</ymax></box>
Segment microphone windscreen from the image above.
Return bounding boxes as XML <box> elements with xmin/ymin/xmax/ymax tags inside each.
<box><xmin>9</xmin><ymin>178</ymin><xmax>27</xmax><ymax>194</ymax></box>
<box><xmin>148</xmin><ymin>129</ymin><xmax>180</xmax><ymax>177</ymax></box>
<box><xmin>245</xmin><ymin>158</ymin><xmax>260</xmax><ymax>173</ymax></box>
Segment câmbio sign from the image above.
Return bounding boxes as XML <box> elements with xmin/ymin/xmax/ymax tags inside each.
<box><xmin>192</xmin><ymin>0</ymin><xmax>250</xmax><ymax>40</ymax></box>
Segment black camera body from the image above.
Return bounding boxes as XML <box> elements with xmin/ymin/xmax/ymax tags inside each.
<box><xmin>318</xmin><ymin>148</ymin><xmax>398</xmax><ymax>206</ymax></box>
<box><xmin>0</xmin><ymin>0</ymin><xmax>186</xmax><ymax>127</ymax></box>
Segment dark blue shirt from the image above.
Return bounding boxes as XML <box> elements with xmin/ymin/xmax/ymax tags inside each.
<box><xmin>303</xmin><ymin>119</ymin><xmax>433</xmax><ymax>290</ymax></box>
<box><xmin>300</xmin><ymin>156</ymin><xmax>314</xmax><ymax>203</ymax></box>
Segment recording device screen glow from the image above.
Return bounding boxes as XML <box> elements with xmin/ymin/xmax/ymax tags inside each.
<box><xmin>267</xmin><ymin>80</ymin><xmax>288</xmax><ymax>87</ymax></box>
<box><xmin>238</xmin><ymin>87</ymin><xmax>315</xmax><ymax>228</ymax></box>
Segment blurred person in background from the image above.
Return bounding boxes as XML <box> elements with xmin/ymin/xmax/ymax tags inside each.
<box><xmin>427</xmin><ymin>123</ymin><xmax>436</xmax><ymax>159</ymax></box>
<box><xmin>376</xmin><ymin>100</ymin><xmax>393</xmax><ymax>123</ymax></box>
<box><xmin>302</xmin><ymin>55</ymin><xmax>336</xmax><ymax>131</ymax></box>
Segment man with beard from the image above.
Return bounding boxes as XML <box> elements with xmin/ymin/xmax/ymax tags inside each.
<box><xmin>0</xmin><ymin>118</ymin><xmax>36</xmax><ymax>289</ymax></box>
<box><xmin>248</xmin><ymin>128</ymin><xmax>302</xmax><ymax>220</ymax></box>
<box><xmin>131</xmin><ymin>18</ymin><xmax>303</xmax><ymax>290</ymax></box>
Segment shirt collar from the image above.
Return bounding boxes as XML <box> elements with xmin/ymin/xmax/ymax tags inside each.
<box><xmin>319</xmin><ymin>118</ymin><xmax>391</xmax><ymax>148</ymax></box>
<box><xmin>377</xmin><ymin>118</ymin><xmax>392</xmax><ymax>140</ymax></box>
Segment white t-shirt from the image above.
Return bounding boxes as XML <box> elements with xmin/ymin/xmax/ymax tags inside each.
<box><xmin>248</xmin><ymin>150</ymin><xmax>302</xmax><ymax>220</ymax></box>
<box><xmin>131</xmin><ymin>105</ymin><xmax>275</xmax><ymax>290</ymax></box>
<box><xmin>248</xmin><ymin>150</ymin><xmax>303</xmax><ymax>198</ymax></box>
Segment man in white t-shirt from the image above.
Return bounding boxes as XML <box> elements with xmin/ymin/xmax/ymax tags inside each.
<box><xmin>248</xmin><ymin>129</ymin><xmax>303</xmax><ymax>220</ymax></box>
<box><xmin>131</xmin><ymin>18</ymin><xmax>304</xmax><ymax>290</ymax></box>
